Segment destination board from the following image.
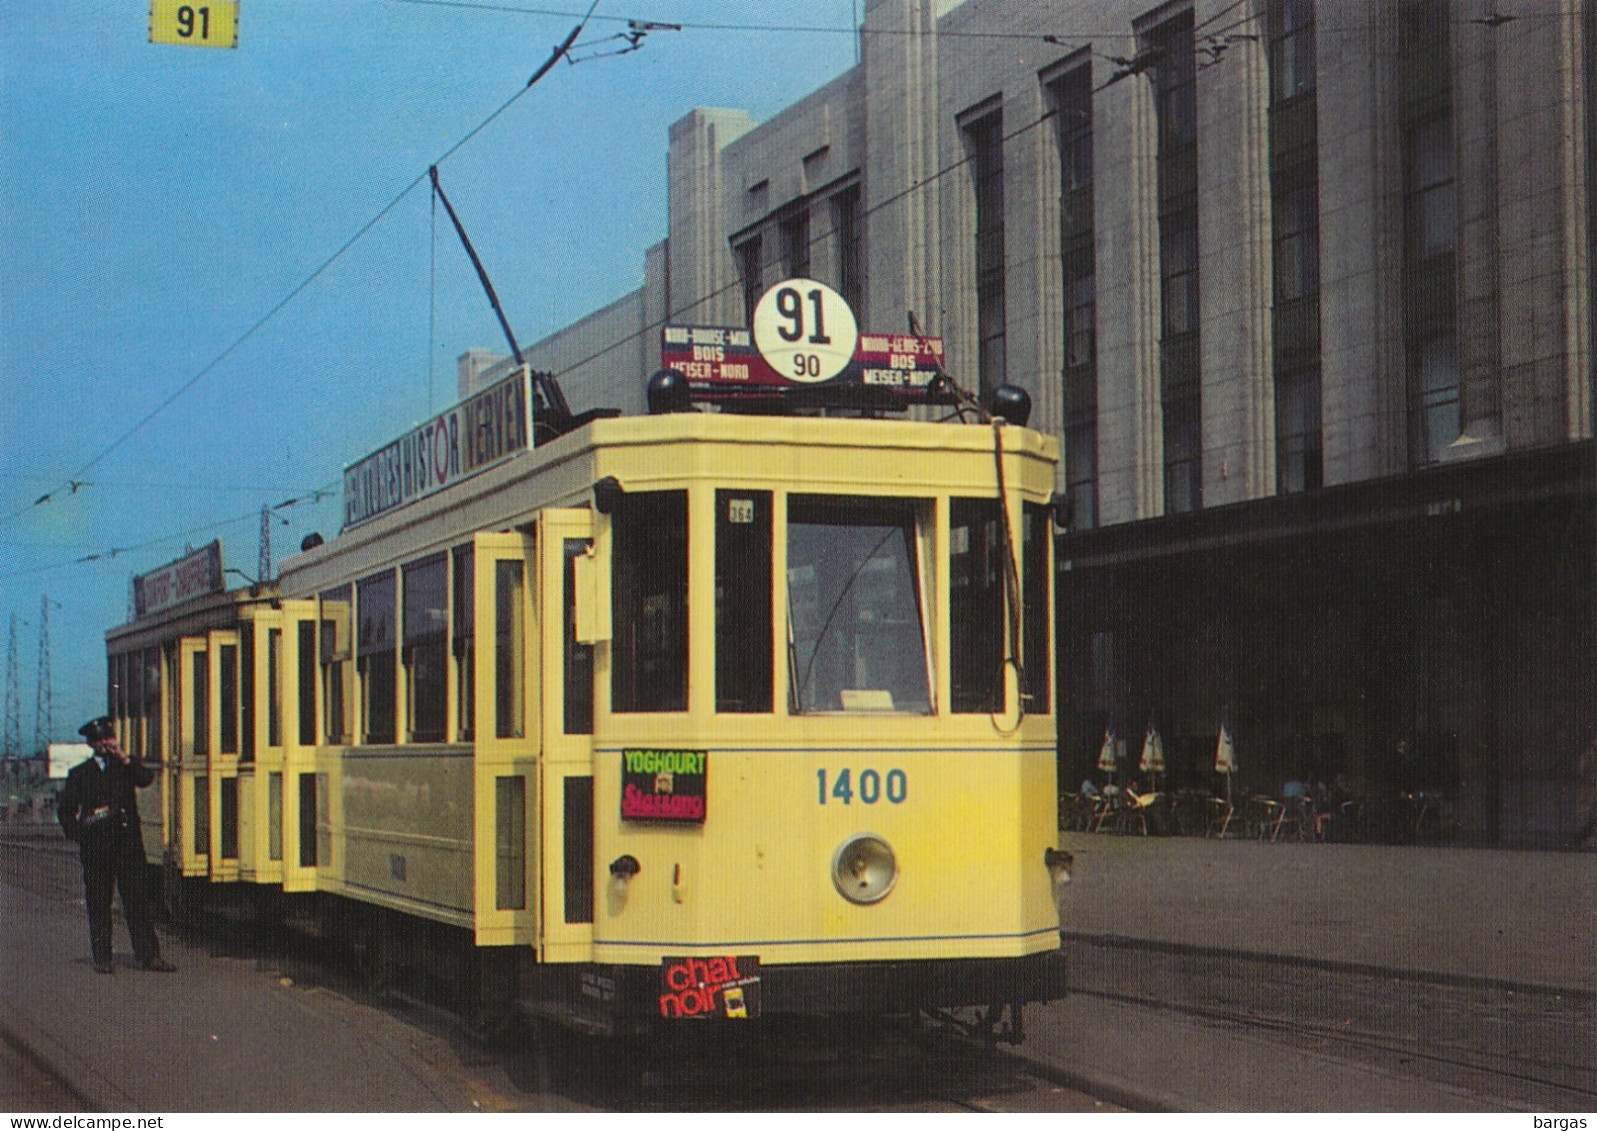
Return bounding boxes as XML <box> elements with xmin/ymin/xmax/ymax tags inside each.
<box><xmin>660</xmin><ymin>325</ymin><xmax>953</xmax><ymax>408</ymax></box>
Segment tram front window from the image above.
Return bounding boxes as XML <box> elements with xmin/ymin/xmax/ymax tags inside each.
<box><xmin>787</xmin><ymin>496</ymin><xmax>930</xmax><ymax>714</ymax></box>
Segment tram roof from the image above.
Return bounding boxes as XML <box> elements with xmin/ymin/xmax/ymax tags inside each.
<box><xmin>278</xmin><ymin>411</ymin><xmax>1058</xmax><ymax>598</ymax></box>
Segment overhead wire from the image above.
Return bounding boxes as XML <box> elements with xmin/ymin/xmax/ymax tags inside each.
<box><xmin>0</xmin><ymin>480</ymin><xmax>342</xmax><ymax>583</ymax></box>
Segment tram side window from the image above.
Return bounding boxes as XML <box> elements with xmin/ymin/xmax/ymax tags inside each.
<box><xmin>267</xmin><ymin>628</ymin><xmax>283</xmax><ymax>748</ymax></box>
<box><xmin>297</xmin><ymin>622</ymin><xmax>317</xmax><ymax>746</ymax></box>
<box><xmin>238</xmin><ymin>624</ymin><xmax>255</xmax><ymax>761</ymax></box>
<box><xmin>495</xmin><ymin>560</ymin><xmax>526</xmax><ymax>739</ymax></box>
<box><xmin>950</xmin><ymin>499</ymin><xmax>1005</xmax><ymax>713</ymax></box>
<box><xmin>320</xmin><ymin>586</ymin><xmax>352</xmax><ymax>744</ymax></box>
<box><xmin>1022</xmin><ymin>502</ymin><xmax>1052</xmax><ymax>715</ymax></box>
<box><xmin>452</xmin><ymin>545</ymin><xmax>474</xmax><ymax>742</ymax></box>
<box><xmin>127</xmin><ymin>651</ymin><xmax>144</xmax><ymax>758</ymax></box>
<box><xmin>143</xmin><ymin>647</ymin><xmax>163</xmax><ymax>762</ymax></box>
<box><xmin>191</xmin><ymin>651</ymin><xmax>209</xmax><ymax>758</ymax></box>
<box><xmin>219</xmin><ymin>644</ymin><xmax>239</xmax><ymax>755</ymax></box>
<box><xmin>194</xmin><ymin>775</ymin><xmax>210</xmax><ymax>857</ymax></box>
<box><xmin>403</xmin><ymin>554</ymin><xmax>448</xmax><ymax>743</ymax></box>
<box><xmin>612</xmin><ymin>490</ymin><xmax>688</xmax><ymax>713</ymax></box>
<box><xmin>716</xmin><ymin>490</ymin><xmax>773</xmax><ymax>713</ymax></box>
<box><xmin>563</xmin><ymin>540</ymin><xmax>594</xmax><ymax>734</ymax></box>
<box><xmin>787</xmin><ymin>496</ymin><xmax>931</xmax><ymax>714</ymax></box>
<box><xmin>358</xmin><ymin>571</ymin><xmax>398</xmax><ymax>745</ymax></box>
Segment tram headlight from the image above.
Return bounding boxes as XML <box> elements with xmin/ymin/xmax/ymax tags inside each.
<box><xmin>831</xmin><ymin>834</ymin><xmax>897</xmax><ymax>904</ymax></box>
<box><xmin>609</xmin><ymin>854</ymin><xmax>641</xmax><ymax>898</ymax></box>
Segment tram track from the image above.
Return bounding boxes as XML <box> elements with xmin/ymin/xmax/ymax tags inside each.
<box><xmin>1063</xmin><ymin>936</ymin><xmax>1597</xmax><ymax>1110</ymax></box>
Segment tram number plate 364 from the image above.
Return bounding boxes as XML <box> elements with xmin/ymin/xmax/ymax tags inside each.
<box><xmin>659</xmin><ymin>956</ymin><xmax>762</xmax><ymax>1019</ymax></box>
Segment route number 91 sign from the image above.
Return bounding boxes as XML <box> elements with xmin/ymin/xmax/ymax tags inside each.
<box><xmin>752</xmin><ymin>280</ymin><xmax>859</xmax><ymax>384</ymax></box>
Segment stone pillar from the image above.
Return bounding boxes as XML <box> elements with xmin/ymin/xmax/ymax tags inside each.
<box><xmin>1317</xmin><ymin>3</ymin><xmax>1406</xmax><ymax>483</ymax></box>
<box><xmin>666</xmin><ymin>108</ymin><xmax>754</xmax><ymax>327</ymax></box>
<box><xmin>1197</xmin><ymin>8</ymin><xmax>1275</xmax><ymax>504</ymax></box>
<box><xmin>1095</xmin><ymin>64</ymin><xmax>1163</xmax><ymax>523</ymax></box>
<box><xmin>863</xmin><ymin>0</ymin><xmax>943</xmax><ymax>341</ymax></box>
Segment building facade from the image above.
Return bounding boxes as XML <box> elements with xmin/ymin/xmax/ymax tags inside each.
<box><xmin>483</xmin><ymin>0</ymin><xmax>1595</xmax><ymax>846</ymax></box>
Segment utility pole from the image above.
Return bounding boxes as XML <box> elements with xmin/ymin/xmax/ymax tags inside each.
<box><xmin>3</xmin><ymin>614</ymin><xmax>20</xmax><ymax>762</ymax></box>
<box><xmin>34</xmin><ymin>596</ymin><xmax>52</xmax><ymax>757</ymax></box>
<box><xmin>258</xmin><ymin>505</ymin><xmax>273</xmax><ymax>584</ymax></box>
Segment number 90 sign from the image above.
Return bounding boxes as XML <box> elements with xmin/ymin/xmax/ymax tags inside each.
<box><xmin>752</xmin><ymin>280</ymin><xmax>859</xmax><ymax>385</ymax></box>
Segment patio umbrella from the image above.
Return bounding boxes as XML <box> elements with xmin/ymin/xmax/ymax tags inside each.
<box><xmin>1215</xmin><ymin>720</ymin><xmax>1236</xmax><ymax>774</ymax></box>
<box><xmin>1215</xmin><ymin>716</ymin><xmax>1237</xmax><ymax>814</ymax></box>
<box><xmin>1140</xmin><ymin>720</ymin><xmax>1165</xmax><ymax>776</ymax></box>
<box><xmin>1097</xmin><ymin>727</ymin><xmax>1119</xmax><ymax>775</ymax></box>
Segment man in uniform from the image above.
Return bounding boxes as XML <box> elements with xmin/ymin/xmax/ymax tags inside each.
<box><xmin>57</xmin><ymin>716</ymin><xmax>176</xmax><ymax>974</ymax></box>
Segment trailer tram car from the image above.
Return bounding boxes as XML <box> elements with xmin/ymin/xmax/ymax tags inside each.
<box><xmin>103</xmin><ymin>307</ymin><xmax>1069</xmax><ymax>1040</ymax></box>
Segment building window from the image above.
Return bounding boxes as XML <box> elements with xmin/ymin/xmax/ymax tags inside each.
<box><xmin>1051</xmin><ymin>64</ymin><xmax>1097</xmax><ymax>528</ymax></box>
<box><xmin>403</xmin><ymin>554</ymin><xmax>448</xmax><ymax>743</ymax></box>
<box><xmin>1065</xmin><ymin>421</ymin><xmax>1099</xmax><ymax>529</ymax></box>
<box><xmin>966</xmin><ymin>109</ymin><xmax>1007</xmax><ymax>394</ymax></box>
<box><xmin>1148</xmin><ymin>9</ymin><xmax>1201</xmax><ymax>514</ymax></box>
<box><xmin>1267</xmin><ymin>0</ymin><xmax>1316</xmax><ymax>104</ymax></box>
<box><xmin>1409</xmin><ymin>332</ymin><xmax>1460</xmax><ymax>466</ymax></box>
<box><xmin>832</xmin><ymin>184</ymin><xmax>863</xmax><ymax>316</ymax></box>
<box><xmin>1405</xmin><ymin>115</ymin><xmax>1456</xmax><ymax>262</ymax></box>
<box><xmin>1277</xmin><ymin>364</ymin><xmax>1324</xmax><ymax>493</ymax></box>
<box><xmin>1273</xmin><ymin>180</ymin><xmax>1320</xmax><ymax>304</ymax></box>
<box><xmin>357</xmin><ymin>570</ymin><xmax>397</xmax><ymax>745</ymax></box>
<box><xmin>1150</xmin><ymin>13</ymin><xmax>1197</xmax><ymax>155</ymax></box>
<box><xmin>1160</xmin><ymin>215</ymin><xmax>1199</xmax><ymax>337</ymax></box>
<box><xmin>735</xmin><ymin>235</ymin><xmax>763</xmax><ymax>324</ymax></box>
<box><xmin>1399</xmin><ymin>0</ymin><xmax>1457</xmax><ymax>470</ymax></box>
<box><xmin>780</xmin><ymin>209</ymin><xmax>810</xmax><ymax>279</ymax></box>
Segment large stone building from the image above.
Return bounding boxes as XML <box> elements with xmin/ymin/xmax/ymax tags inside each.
<box><xmin>476</xmin><ymin>0</ymin><xmax>1595</xmax><ymax>846</ymax></box>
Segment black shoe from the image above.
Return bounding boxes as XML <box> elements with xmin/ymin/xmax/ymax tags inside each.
<box><xmin>93</xmin><ymin>962</ymin><xmax>114</xmax><ymax>975</ymax></box>
<box><xmin>141</xmin><ymin>958</ymin><xmax>176</xmax><ymax>973</ymax></box>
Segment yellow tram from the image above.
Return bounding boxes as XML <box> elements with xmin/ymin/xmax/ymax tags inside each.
<box><xmin>102</xmin><ymin>300</ymin><xmax>1068</xmax><ymax>1038</ymax></box>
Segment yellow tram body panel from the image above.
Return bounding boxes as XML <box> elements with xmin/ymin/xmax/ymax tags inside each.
<box><xmin>588</xmin><ymin>742</ymin><xmax>1061</xmax><ymax>965</ymax></box>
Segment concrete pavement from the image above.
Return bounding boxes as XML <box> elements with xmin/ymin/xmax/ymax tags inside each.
<box><xmin>1006</xmin><ymin>831</ymin><xmax>1597</xmax><ymax>1111</ymax></box>
<box><xmin>4</xmin><ymin>824</ymin><xmax>1594</xmax><ymax>1111</ymax></box>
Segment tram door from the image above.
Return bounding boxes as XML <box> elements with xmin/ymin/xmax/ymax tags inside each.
<box><xmin>536</xmin><ymin>509</ymin><xmax>596</xmax><ymax>963</ymax></box>
<box><xmin>472</xmin><ymin>532</ymin><xmax>539</xmax><ymax>947</ymax></box>
<box><xmin>175</xmin><ymin>636</ymin><xmax>210</xmax><ymax>878</ymax></box>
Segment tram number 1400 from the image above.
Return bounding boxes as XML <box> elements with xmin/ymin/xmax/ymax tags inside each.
<box><xmin>817</xmin><ymin>768</ymin><xmax>907</xmax><ymax>806</ymax></box>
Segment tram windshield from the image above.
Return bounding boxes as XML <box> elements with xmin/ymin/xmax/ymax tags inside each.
<box><xmin>786</xmin><ymin>496</ymin><xmax>931</xmax><ymax>714</ymax></box>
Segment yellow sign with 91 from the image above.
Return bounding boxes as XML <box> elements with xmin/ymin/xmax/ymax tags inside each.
<box><xmin>150</xmin><ymin>1</ymin><xmax>238</xmax><ymax>48</ymax></box>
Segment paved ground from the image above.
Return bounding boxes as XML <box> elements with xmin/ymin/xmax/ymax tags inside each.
<box><xmin>0</xmin><ymin>852</ymin><xmax>481</xmax><ymax>1112</ymax></box>
<box><xmin>3</xmin><ymin>823</ymin><xmax>1593</xmax><ymax>1112</ymax></box>
<box><xmin>1003</xmin><ymin>831</ymin><xmax>1597</xmax><ymax>1111</ymax></box>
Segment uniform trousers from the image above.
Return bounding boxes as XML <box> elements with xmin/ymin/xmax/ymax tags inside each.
<box><xmin>80</xmin><ymin>829</ymin><xmax>160</xmax><ymax>966</ymax></box>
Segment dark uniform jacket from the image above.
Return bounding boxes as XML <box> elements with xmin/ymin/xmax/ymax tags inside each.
<box><xmin>58</xmin><ymin>754</ymin><xmax>153</xmax><ymax>847</ymax></box>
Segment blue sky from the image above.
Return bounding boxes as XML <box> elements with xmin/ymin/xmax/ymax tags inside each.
<box><xmin>0</xmin><ymin>0</ymin><xmax>863</xmax><ymax>744</ymax></box>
